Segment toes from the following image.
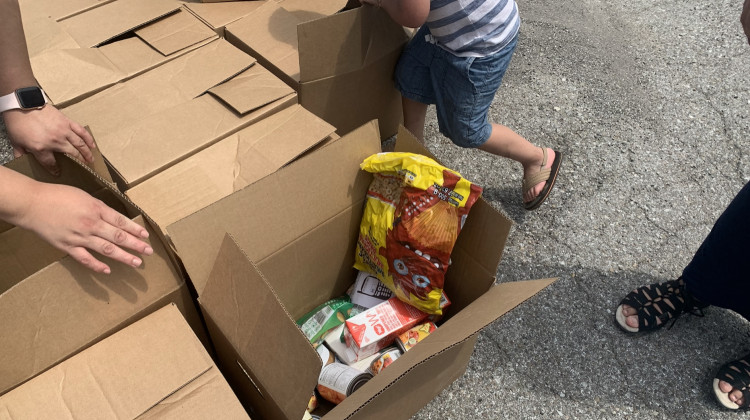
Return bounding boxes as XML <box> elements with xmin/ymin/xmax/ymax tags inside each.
<box><xmin>731</xmin><ymin>389</ymin><xmax>744</xmax><ymax>404</ymax></box>
<box><xmin>719</xmin><ymin>380</ymin><xmax>733</xmax><ymax>393</ymax></box>
<box><xmin>625</xmin><ymin>314</ymin><xmax>639</xmax><ymax>328</ymax></box>
<box><xmin>621</xmin><ymin>304</ymin><xmax>636</xmax><ymax>316</ymax></box>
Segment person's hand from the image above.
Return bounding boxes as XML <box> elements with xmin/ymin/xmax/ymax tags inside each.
<box><xmin>2</xmin><ymin>104</ymin><xmax>95</xmax><ymax>175</ymax></box>
<box><xmin>17</xmin><ymin>182</ymin><xmax>153</xmax><ymax>274</ymax></box>
<box><xmin>743</xmin><ymin>0</ymin><xmax>750</xmax><ymax>45</ymax></box>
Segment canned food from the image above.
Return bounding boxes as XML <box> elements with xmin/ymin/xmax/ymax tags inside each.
<box><xmin>317</xmin><ymin>363</ymin><xmax>372</xmax><ymax>405</ymax></box>
<box><xmin>395</xmin><ymin>321</ymin><xmax>437</xmax><ymax>353</ymax></box>
<box><xmin>368</xmin><ymin>346</ymin><xmax>402</xmax><ymax>375</ymax></box>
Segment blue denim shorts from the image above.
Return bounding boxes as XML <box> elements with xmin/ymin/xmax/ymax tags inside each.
<box><xmin>395</xmin><ymin>26</ymin><xmax>518</xmax><ymax>148</ymax></box>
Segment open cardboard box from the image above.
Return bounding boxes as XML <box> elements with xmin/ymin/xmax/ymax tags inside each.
<box><xmin>0</xmin><ymin>151</ymin><xmax>205</xmax><ymax>396</ymax></box>
<box><xmin>22</xmin><ymin>0</ymin><xmax>218</xmax><ymax>108</ymax></box>
<box><xmin>167</xmin><ymin>121</ymin><xmax>555</xmax><ymax>419</ymax></box>
<box><xmin>0</xmin><ymin>304</ymin><xmax>249</xmax><ymax>419</ymax></box>
<box><xmin>62</xmin><ymin>38</ymin><xmax>297</xmax><ymax>190</ymax></box>
<box><xmin>224</xmin><ymin>2</ymin><xmax>407</xmax><ymax>140</ymax></box>
<box><xmin>125</xmin><ymin>104</ymin><xmax>336</xmax><ymax>235</ymax></box>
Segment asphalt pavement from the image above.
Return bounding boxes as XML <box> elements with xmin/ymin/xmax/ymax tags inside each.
<box><xmin>3</xmin><ymin>0</ymin><xmax>750</xmax><ymax>419</ymax></box>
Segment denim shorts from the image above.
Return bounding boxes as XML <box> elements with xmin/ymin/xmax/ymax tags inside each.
<box><xmin>395</xmin><ymin>26</ymin><xmax>518</xmax><ymax>148</ymax></box>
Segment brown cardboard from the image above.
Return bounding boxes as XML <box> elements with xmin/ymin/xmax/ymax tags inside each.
<box><xmin>0</xmin><ymin>153</ymin><xmax>205</xmax><ymax>396</ymax></box>
<box><xmin>184</xmin><ymin>0</ymin><xmax>269</xmax><ymax>34</ymax></box>
<box><xmin>168</xmin><ymin>121</ymin><xmax>555</xmax><ymax>419</ymax></box>
<box><xmin>62</xmin><ymin>38</ymin><xmax>297</xmax><ymax>190</ymax></box>
<box><xmin>224</xmin><ymin>4</ymin><xmax>407</xmax><ymax>140</ymax></box>
<box><xmin>0</xmin><ymin>304</ymin><xmax>249</xmax><ymax>419</ymax></box>
<box><xmin>125</xmin><ymin>104</ymin><xmax>335</xmax><ymax>234</ymax></box>
<box><xmin>26</xmin><ymin>1</ymin><xmax>218</xmax><ymax>107</ymax></box>
<box><xmin>18</xmin><ymin>0</ymin><xmax>115</xmax><ymax>22</ymax></box>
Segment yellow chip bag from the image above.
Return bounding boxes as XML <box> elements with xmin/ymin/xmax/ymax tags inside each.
<box><xmin>354</xmin><ymin>152</ymin><xmax>483</xmax><ymax>314</ymax></box>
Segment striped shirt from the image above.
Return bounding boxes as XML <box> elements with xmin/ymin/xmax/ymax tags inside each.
<box><xmin>426</xmin><ymin>0</ymin><xmax>520</xmax><ymax>57</ymax></box>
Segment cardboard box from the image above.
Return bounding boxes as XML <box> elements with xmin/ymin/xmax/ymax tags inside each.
<box><xmin>224</xmin><ymin>3</ymin><xmax>407</xmax><ymax>139</ymax></box>
<box><xmin>0</xmin><ymin>304</ymin><xmax>249</xmax><ymax>419</ymax></box>
<box><xmin>125</xmin><ymin>104</ymin><xmax>336</xmax><ymax>234</ymax></box>
<box><xmin>0</xmin><ymin>152</ymin><xmax>205</xmax><ymax>396</ymax></box>
<box><xmin>183</xmin><ymin>0</ymin><xmax>270</xmax><ymax>36</ymax></box>
<box><xmin>23</xmin><ymin>0</ymin><xmax>218</xmax><ymax>108</ymax></box>
<box><xmin>62</xmin><ymin>38</ymin><xmax>297</xmax><ymax>190</ymax></box>
<box><xmin>167</xmin><ymin>121</ymin><xmax>555</xmax><ymax>419</ymax></box>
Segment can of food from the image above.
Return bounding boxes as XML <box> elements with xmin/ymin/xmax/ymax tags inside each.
<box><xmin>368</xmin><ymin>346</ymin><xmax>402</xmax><ymax>375</ymax></box>
<box><xmin>395</xmin><ymin>321</ymin><xmax>437</xmax><ymax>353</ymax></box>
<box><xmin>317</xmin><ymin>363</ymin><xmax>372</xmax><ymax>405</ymax></box>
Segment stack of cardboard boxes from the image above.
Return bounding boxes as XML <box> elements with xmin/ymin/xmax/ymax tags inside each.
<box><xmin>1</xmin><ymin>0</ymin><xmax>555</xmax><ymax>419</ymax></box>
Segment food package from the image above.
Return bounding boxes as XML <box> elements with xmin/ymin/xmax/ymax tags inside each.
<box><xmin>354</xmin><ymin>152</ymin><xmax>482</xmax><ymax>314</ymax></box>
<box><xmin>347</xmin><ymin>270</ymin><xmax>393</xmax><ymax>308</ymax></box>
<box><xmin>343</xmin><ymin>297</ymin><xmax>428</xmax><ymax>361</ymax></box>
<box><xmin>297</xmin><ymin>297</ymin><xmax>364</xmax><ymax>345</ymax></box>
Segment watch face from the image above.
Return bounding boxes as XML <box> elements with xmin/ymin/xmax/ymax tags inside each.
<box><xmin>16</xmin><ymin>87</ymin><xmax>46</xmax><ymax>109</ymax></box>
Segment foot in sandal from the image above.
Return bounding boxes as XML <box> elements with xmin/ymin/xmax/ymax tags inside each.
<box><xmin>714</xmin><ymin>354</ymin><xmax>750</xmax><ymax>410</ymax></box>
<box><xmin>522</xmin><ymin>147</ymin><xmax>562</xmax><ymax>211</ymax></box>
<box><xmin>615</xmin><ymin>277</ymin><xmax>708</xmax><ymax>333</ymax></box>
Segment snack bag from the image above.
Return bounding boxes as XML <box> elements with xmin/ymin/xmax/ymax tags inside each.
<box><xmin>354</xmin><ymin>152</ymin><xmax>483</xmax><ymax>314</ymax></box>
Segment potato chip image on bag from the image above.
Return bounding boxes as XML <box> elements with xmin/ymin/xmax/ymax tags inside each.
<box><xmin>354</xmin><ymin>152</ymin><xmax>483</xmax><ymax>314</ymax></box>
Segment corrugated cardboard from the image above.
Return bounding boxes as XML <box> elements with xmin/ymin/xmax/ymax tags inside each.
<box><xmin>0</xmin><ymin>304</ymin><xmax>249</xmax><ymax>419</ymax></box>
<box><xmin>167</xmin><ymin>121</ymin><xmax>555</xmax><ymax>419</ymax></box>
<box><xmin>18</xmin><ymin>0</ymin><xmax>115</xmax><ymax>22</ymax></box>
<box><xmin>183</xmin><ymin>0</ymin><xmax>269</xmax><ymax>35</ymax></box>
<box><xmin>0</xmin><ymin>153</ymin><xmax>205</xmax><ymax>396</ymax></box>
<box><xmin>125</xmin><ymin>104</ymin><xmax>335</xmax><ymax>235</ymax></box>
<box><xmin>25</xmin><ymin>0</ymin><xmax>218</xmax><ymax>107</ymax></box>
<box><xmin>62</xmin><ymin>38</ymin><xmax>297</xmax><ymax>190</ymax></box>
<box><xmin>224</xmin><ymin>3</ymin><xmax>406</xmax><ymax>139</ymax></box>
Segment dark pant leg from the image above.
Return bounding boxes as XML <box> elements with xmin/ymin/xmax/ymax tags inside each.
<box><xmin>683</xmin><ymin>181</ymin><xmax>750</xmax><ymax>321</ymax></box>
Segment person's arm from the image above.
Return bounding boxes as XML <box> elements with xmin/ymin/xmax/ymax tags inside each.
<box><xmin>360</xmin><ymin>0</ymin><xmax>430</xmax><ymax>28</ymax></box>
<box><xmin>742</xmin><ymin>0</ymin><xmax>750</xmax><ymax>45</ymax></box>
<box><xmin>0</xmin><ymin>0</ymin><xmax>95</xmax><ymax>176</ymax></box>
<box><xmin>0</xmin><ymin>165</ymin><xmax>154</xmax><ymax>274</ymax></box>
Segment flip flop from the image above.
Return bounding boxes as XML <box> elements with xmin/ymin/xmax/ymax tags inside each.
<box><xmin>523</xmin><ymin>148</ymin><xmax>562</xmax><ymax>210</ymax></box>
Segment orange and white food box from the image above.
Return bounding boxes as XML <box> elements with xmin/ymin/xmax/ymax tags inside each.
<box><xmin>343</xmin><ymin>297</ymin><xmax>428</xmax><ymax>361</ymax></box>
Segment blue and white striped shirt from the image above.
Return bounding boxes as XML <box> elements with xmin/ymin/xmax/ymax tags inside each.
<box><xmin>426</xmin><ymin>0</ymin><xmax>520</xmax><ymax>57</ymax></box>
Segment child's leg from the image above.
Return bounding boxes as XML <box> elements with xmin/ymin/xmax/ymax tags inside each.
<box><xmin>478</xmin><ymin>123</ymin><xmax>556</xmax><ymax>203</ymax></box>
<box><xmin>402</xmin><ymin>96</ymin><xmax>428</xmax><ymax>143</ymax></box>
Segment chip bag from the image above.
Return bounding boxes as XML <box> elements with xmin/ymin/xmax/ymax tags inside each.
<box><xmin>354</xmin><ymin>152</ymin><xmax>483</xmax><ymax>314</ymax></box>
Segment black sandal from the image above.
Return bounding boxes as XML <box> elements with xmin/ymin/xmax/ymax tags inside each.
<box><xmin>615</xmin><ymin>277</ymin><xmax>708</xmax><ymax>333</ymax></box>
<box><xmin>713</xmin><ymin>353</ymin><xmax>750</xmax><ymax>410</ymax></box>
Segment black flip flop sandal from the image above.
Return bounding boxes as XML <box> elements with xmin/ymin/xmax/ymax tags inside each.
<box><xmin>615</xmin><ymin>277</ymin><xmax>708</xmax><ymax>333</ymax></box>
<box><xmin>713</xmin><ymin>353</ymin><xmax>750</xmax><ymax>410</ymax></box>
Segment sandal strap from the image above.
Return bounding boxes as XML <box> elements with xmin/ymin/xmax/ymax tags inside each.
<box><xmin>716</xmin><ymin>353</ymin><xmax>750</xmax><ymax>408</ymax></box>
<box><xmin>619</xmin><ymin>277</ymin><xmax>707</xmax><ymax>331</ymax></box>
<box><xmin>523</xmin><ymin>168</ymin><xmax>552</xmax><ymax>192</ymax></box>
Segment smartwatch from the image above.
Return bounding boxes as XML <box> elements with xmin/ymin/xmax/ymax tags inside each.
<box><xmin>0</xmin><ymin>86</ymin><xmax>50</xmax><ymax>113</ymax></box>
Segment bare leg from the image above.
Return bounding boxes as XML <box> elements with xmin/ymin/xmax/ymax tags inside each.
<box><xmin>478</xmin><ymin>123</ymin><xmax>555</xmax><ymax>203</ymax></box>
<box><xmin>402</xmin><ymin>96</ymin><xmax>428</xmax><ymax>143</ymax></box>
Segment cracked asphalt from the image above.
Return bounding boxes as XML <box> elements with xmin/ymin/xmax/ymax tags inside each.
<box><xmin>3</xmin><ymin>0</ymin><xmax>750</xmax><ymax>419</ymax></box>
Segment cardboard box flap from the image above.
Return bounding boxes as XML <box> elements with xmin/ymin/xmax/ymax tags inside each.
<box><xmin>225</xmin><ymin>1</ymin><xmax>302</xmax><ymax>83</ymax></box>
<box><xmin>31</xmin><ymin>48</ymin><xmax>124</xmax><ymax>106</ymax></box>
<box><xmin>279</xmin><ymin>0</ymin><xmax>349</xmax><ymax>21</ymax></box>
<box><xmin>201</xmin><ymin>235</ymin><xmax>319</xmax><ymax>420</ymax></box>
<box><xmin>327</xmin><ymin>278</ymin><xmax>556</xmax><ymax>418</ymax></box>
<box><xmin>59</xmin><ymin>0</ymin><xmax>181</xmax><ymax>48</ymax></box>
<box><xmin>19</xmin><ymin>0</ymin><xmax>117</xmax><ymax>22</ymax></box>
<box><xmin>22</xmin><ymin>16</ymin><xmax>80</xmax><ymax>58</ymax></box>
<box><xmin>62</xmin><ymin>39</ymin><xmax>256</xmax><ymax>135</ymax></box>
<box><xmin>0</xmin><ymin>216</ymin><xmax>184</xmax><ymax>395</ymax></box>
<box><xmin>168</xmin><ymin>120</ymin><xmax>381</xmax><ymax>296</ymax></box>
<box><xmin>98</xmin><ymin>36</ymin><xmax>172</xmax><ymax>78</ymax></box>
<box><xmin>297</xmin><ymin>5</ymin><xmax>408</xmax><ymax>83</ymax></box>
<box><xmin>134</xmin><ymin>8</ymin><xmax>217</xmax><ymax>56</ymax></box>
<box><xmin>0</xmin><ymin>305</ymin><xmax>214</xmax><ymax>419</ymax></box>
<box><xmin>208</xmin><ymin>64</ymin><xmax>295</xmax><ymax>115</ymax></box>
<box><xmin>125</xmin><ymin>104</ymin><xmax>333</xmax><ymax>231</ymax></box>
<box><xmin>183</xmin><ymin>0</ymin><xmax>268</xmax><ymax>30</ymax></box>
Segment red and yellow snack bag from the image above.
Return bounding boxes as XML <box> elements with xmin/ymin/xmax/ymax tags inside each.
<box><xmin>354</xmin><ymin>152</ymin><xmax>483</xmax><ymax>314</ymax></box>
